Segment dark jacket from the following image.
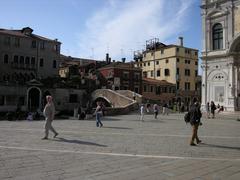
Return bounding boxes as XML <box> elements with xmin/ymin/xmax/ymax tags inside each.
<box><xmin>189</xmin><ymin>103</ymin><xmax>202</xmax><ymax>125</ymax></box>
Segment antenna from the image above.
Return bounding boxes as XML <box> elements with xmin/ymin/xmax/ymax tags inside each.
<box><xmin>91</xmin><ymin>48</ymin><xmax>94</xmax><ymax>59</ymax></box>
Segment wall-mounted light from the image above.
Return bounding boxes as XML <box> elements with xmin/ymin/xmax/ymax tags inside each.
<box><xmin>202</xmin><ymin>84</ymin><xmax>205</xmax><ymax>87</ymax></box>
<box><xmin>229</xmin><ymin>84</ymin><xmax>231</xmax><ymax>87</ymax></box>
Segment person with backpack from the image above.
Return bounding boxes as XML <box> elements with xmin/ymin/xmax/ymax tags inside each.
<box><xmin>153</xmin><ymin>104</ymin><xmax>159</xmax><ymax>119</ymax></box>
<box><xmin>189</xmin><ymin>101</ymin><xmax>202</xmax><ymax>146</ymax></box>
<box><xmin>210</xmin><ymin>101</ymin><xmax>216</xmax><ymax>118</ymax></box>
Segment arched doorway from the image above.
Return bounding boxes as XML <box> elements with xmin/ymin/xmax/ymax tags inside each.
<box><xmin>27</xmin><ymin>87</ymin><xmax>41</xmax><ymax>111</ymax></box>
<box><xmin>93</xmin><ymin>97</ymin><xmax>112</xmax><ymax>108</ymax></box>
<box><xmin>229</xmin><ymin>34</ymin><xmax>240</xmax><ymax>110</ymax></box>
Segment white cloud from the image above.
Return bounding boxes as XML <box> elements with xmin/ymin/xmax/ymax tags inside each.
<box><xmin>76</xmin><ymin>0</ymin><xmax>194</xmax><ymax>60</ymax></box>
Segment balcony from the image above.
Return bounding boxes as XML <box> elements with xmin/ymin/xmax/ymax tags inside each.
<box><xmin>11</xmin><ymin>63</ymin><xmax>36</xmax><ymax>70</ymax></box>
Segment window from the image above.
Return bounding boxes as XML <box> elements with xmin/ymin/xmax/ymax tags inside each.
<box><xmin>165</xmin><ymin>59</ymin><xmax>169</xmax><ymax>63</ymax></box>
<box><xmin>143</xmin><ymin>63</ymin><xmax>146</xmax><ymax>66</ymax></box>
<box><xmin>156</xmin><ymin>61</ymin><xmax>159</xmax><ymax>65</ymax></box>
<box><xmin>151</xmin><ymin>52</ymin><xmax>154</xmax><ymax>56</ymax></box>
<box><xmin>177</xmin><ymin>81</ymin><xmax>180</xmax><ymax>90</ymax></box>
<box><xmin>144</xmin><ymin>85</ymin><xmax>147</xmax><ymax>92</ymax></box>
<box><xmin>185</xmin><ymin>69</ymin><xmax>190</xmax><ymax>76</ymax></box>
<box><xmin>157</xmin><ymin>70</ymin><xmax>160</xmax><ymax>77</ymax></box>
<box><xmin>134</xmin><ymin>87</ymin><xmax>139</xmax><ymax>93</ymax></box>
<box><xmin>40</xmin><ymin>58</ymin><xmax>44</xmax><ymax>67</ymax></box>
<box><xmin>20</xmin><ymin>56</ymin><xmax>24</xmax><ymax>64</ymax></box>
<box><xmin>40</xmin><ymin>42</ymin><xmax>45</xmax><ymax>49</ymax></box>
<box><xmin>31</xmin><ymin>57</ymin><xmax>35</xmax><ymax>65</ymax></box>
<box><xmin>134</xmin><ymin>73</ymin><xmax>140</xmax><ymax>80</ymax></box>
<box><xmin>185</xmin><ymin>82</ymin><xmax>190</xmax><ymax>90</ymax></box>
<box><xmin>195</xmin><ymin>51</ymin><xmax>198</xmax><ymax>56</ymax></box>
<box><xmin>212</xmin><ymin>23</ymin><xmax>223</xmax><ymax>50</ymax></box>
<box><xmin>53</xmin><ymin>60</ymin><xmax>57</xmax><ymax>68</ymax></box>
<box><xmin>195</xmin><ymin>70</ymin><xmax>198</xmax><ymax>77</ymax></box>
<box><xmin>151</xmin><ymin>70</ymin><xmax>154</xmax><ymax>77</ymax></box>
<box><xmin>4</xmin><ymin>54</ymin><xmax>8</xmax><ymax>64</ymax></box>
<box><xmin>143</xmin><ymin>71</ymin><xmax>147</xmax><ymax>78</ymax></box>
<box><xmin>195</xmin><ymin>83</ymin><xmax>198</xmax><ymax>91</ymax></box>
<box><xmin>195</xmin><ymin>61</ymin><xmax>198</xmax><ymax>65</ymax></box>
<box><xmin>25</xmin><ymin>57</ymin><xmax>30</xmax><ymax>64</ymax></box>
<box><xmin>148</xmin><ymin>62</ymin><xmax>150</xmax><ymax>66</ymax></box>
<box><xmin>4</xmin><ymin>37</ymin><xmax>10</xmax><ymax>46</ymax></box>
<box><xmin>164</xmin><ymin>69</ymin><xmax>170</xmax><ymax>76</ymax></box>
<box><xmin>177</xmin><ymin>58</ymin><xmax>179</xmax><ymax>62</ymax></box>
<box><xmin>185</xmin><ymin>60</ymin><xmax>190</xmax><ymax>64</ymax></box>
<box><xmin>15</xmin><ymin>38</ymin><xmax>20</xmax><ymax>47</ymax></box>
<box><xmin>176</xmin><ymin>48</ymin><xmax>179</xmax><ymax>53</ymax></box>
<box><xmin>161</xmin><ymin>49</ymin><xmax>164</xmax><ymax>54</ymax></box>
<box><xmin>14</xmin><ymin>55</ymin><xmax>19</xmax><ymax>64</ymax></box>
<box><xmin>123</xmin><ymin>71</ymin><xmax>129</xmax><ymax>79</ymax></box>
<box><xmin>69</xmin><ymin>94</ymin><xmax>78</xmax><ymax>103</ymax></box>
<box><xmin>32</xmin><ymin>40</ymin><xmax>36</xmax><ymax>48</ymax></box>
<box><xmin>54</xmin><ymin>44</ymin><xmax>59</xmax><ymax>52</ymax></box>
<box><xmin>150</xmin><ymin>86</ymin><xmax>153</xmax><ymax>92</ymax></box>
<box><xmin>0</xmin><ymin>96</ymin><xmax>4</xmax><ymax>106</ymax></box>
<box><xmin>176</xmin><ymin>68</ymin><xmax>179</xmax><ymax>75</ymax></box>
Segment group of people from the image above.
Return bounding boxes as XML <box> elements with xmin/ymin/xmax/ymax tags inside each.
<box><xmin>205</xmin><ymin>101</ymin><xmax>224</xmax><ymax>119</ymax></box>
<box><xmin>140</xmin><ymin>103</ymin><xmax>169</xmax><ymax>121</ymax></box>
<box><xmin>39</xmin><ymin>96</ymin><xmax>220</xmax><ymax>147</ymax></box>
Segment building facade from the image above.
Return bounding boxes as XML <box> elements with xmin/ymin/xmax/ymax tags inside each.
<box><xmin>201</xmin><ymin>0</ymin><xmax>240</xmax><ymax>111</ymax></box>
<box><xmin>142</xmin><ymin>78</ymin><xmax>176</xmax><ymax>106</ymax></box>
<box><xmin>134</xmin><ymin>38</ymin><xmax>200</xmax><ymax>106</ymax></box>
<box><xmin>99</xmin><ymin>62</ymin><xmax>142</xmax><ymax>94</ymax></box>
<box><xmin>0</xmin><ymin>27</ymin><xmax>64</xmax><ymax>113</ymax></box>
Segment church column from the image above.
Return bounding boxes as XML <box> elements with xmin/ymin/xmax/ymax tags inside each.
<box><xmin>201</xmin><ymin>62</ymin><xmax>208</xmax><ymax>106</ymax></box>
<box><xmin>227</xmin><ymin>58</ymin><xmax>235</xmax><ymax>111</ymax></box>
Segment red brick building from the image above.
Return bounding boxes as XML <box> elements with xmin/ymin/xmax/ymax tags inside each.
<box><xmin>98</xmin><ymin>62</ymin><xmax>142</xmax><ymax>94</ymax></box>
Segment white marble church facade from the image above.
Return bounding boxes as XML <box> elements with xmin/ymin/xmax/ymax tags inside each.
<box><xmin>201</xmin><ymin>0</ymin><xmax>240</xmax><ymax>111</ymax></box>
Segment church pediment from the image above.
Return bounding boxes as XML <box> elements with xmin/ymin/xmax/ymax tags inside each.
<box><xmin>207</xmin><ymin>9</ymin><xmax>228</xmax><ymax>18</ymax></box>
<box><xmin>26</xmin><ymin>79</ymin><xmax>43</xmax><ymax>86</ymax></box>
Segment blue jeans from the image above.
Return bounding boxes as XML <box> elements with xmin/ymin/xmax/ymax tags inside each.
<box><xmin>96</xmin><ymin>112</ymin><xmax>103</xmax><ymax>127</ymax></box>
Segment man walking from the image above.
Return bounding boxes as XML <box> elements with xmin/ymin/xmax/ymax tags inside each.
<box><xmin>189</xmin><ymin>101</ymin><xmax>202</xmax><ymax>146</ymax></box>
<box><xmin>42</xmin><ymin>95</ymin><xmax>58</xmax><ymax>140</ymax></box>
<box><xmin>140</xmin><ymin>104</ymin><xmax>145</xmax><ymax>121</ymax></box>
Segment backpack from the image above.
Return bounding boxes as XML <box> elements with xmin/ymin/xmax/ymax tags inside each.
<box><xmin>184</xmin><ymin>112</ymin><xmax>190</xmax><ymax>123</ymax></box>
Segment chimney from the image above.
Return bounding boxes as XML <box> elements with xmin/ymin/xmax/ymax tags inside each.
<box><xmin>106</xmin><ymin>53</ymin><xmax>109</xmax><ymax>63</ymax></box>
<box><xmin>122</xmin><ymin>58</ymin><xmax>126</xmax><ymax>63</ymax></box>
<box><xmin>178</xmin><ymin>37</ymin><xmax>183</xmax><ymax>47</ymax></box>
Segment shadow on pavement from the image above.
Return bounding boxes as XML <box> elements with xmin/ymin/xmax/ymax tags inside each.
<box><xmin>53</xmin><ymin>137</ymin><xmax>107</xmax><ymax>147</ymax></box>
<box><xmin>102</xmin><ymin>126</ymin><xmax>132</xmax><ymax>130</ymax></box>
<box><xmin>201</xmin><ymin>143</ymin><xmax>240</xmax><ymax>150</ymax></box>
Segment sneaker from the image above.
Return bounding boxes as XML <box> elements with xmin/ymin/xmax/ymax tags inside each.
<box><xmin>41</xmin><ymin>137</ymin><xmax>48</xmax><ymax>140</ymax></box>
<box><xmin>190</xmin><ymin>143</ymin><xmax>196</xmax><ymax>146</ymax></box>
<box><xmin>53</xmin><ymin>133</ymin><xmax>59</xmax><ymax>138</ymax></box>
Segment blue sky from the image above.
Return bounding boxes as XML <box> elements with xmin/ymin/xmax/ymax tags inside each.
<box><xmin>0</xmin><ymin>0</ymin><xmax>201</xmax><ymax>62</ymax></box>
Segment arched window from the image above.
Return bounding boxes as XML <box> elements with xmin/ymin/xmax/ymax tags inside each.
<box><xmin>212</xmin><ymin>23</ymin><xmax>223</xmax><ymax>50</ymax></box>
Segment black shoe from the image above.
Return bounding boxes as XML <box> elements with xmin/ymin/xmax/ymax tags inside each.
<box><xmin>54</xmin><ymin>133</ymin><xmax>58</xmax><ymax>138</ymax></box>
<box><xmin>41</xmin><ymin>137</ymin><xmax>48</xmax><ymax>140</ymax></box>
<box><xmin>100</xmin><ymin>124</ymin><xmax>103</xmax><ymax>128</ymax></box>
<box><xmin>190</xmin><ymin>143</ymin><xmax>196</xmax><ymax>146</ymax></box>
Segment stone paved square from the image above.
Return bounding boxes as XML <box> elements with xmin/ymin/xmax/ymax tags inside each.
<box><xmin>0</xmin><ymin>112</ymin><xmax>240</xmax><ymax>180</ymax></box>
